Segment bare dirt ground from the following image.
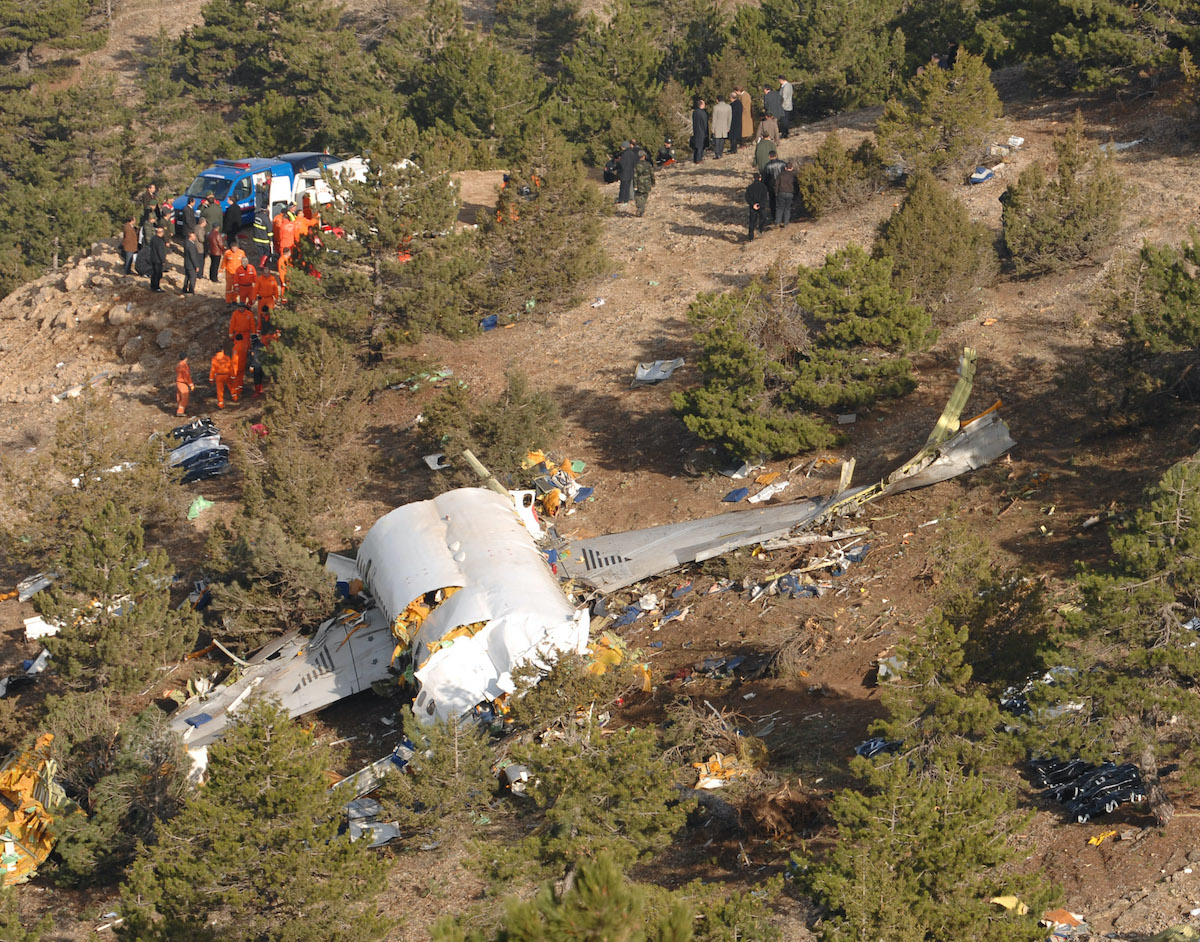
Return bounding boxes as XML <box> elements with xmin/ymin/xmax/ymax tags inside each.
<box><xmin>6</xmin><ymin>10</ymin><xmax>1200</xmax><ymax>938</ymax></box>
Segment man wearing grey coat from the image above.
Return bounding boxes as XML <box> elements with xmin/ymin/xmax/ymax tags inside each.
<box><xmin>711</xmin><ymin>97</ymin><xmax>732</xmax><ymax>159</ymax></box>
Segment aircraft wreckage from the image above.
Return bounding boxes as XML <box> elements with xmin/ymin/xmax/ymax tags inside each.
<box><xmin>171</xmin><ymin>347</ymin><xmax>1013</xmax><ymax>750</ymax></box>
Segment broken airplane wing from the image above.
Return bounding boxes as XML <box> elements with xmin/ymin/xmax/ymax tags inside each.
<box><xmin>558</xmin><ymin>348</ymin><xmax>1013</xmax><ymax>592</ymax></box>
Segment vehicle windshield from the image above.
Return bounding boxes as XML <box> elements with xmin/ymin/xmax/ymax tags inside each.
<box><xmin>185</xmin><ymin>176</ymin><xmax>232</xmax><ymax>200</ymax></box>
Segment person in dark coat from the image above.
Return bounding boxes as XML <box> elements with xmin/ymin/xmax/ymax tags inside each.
<box><xmin>775</xmin><ymin>161</ymin><xmax>798</xmax><ymax>226</ymax></box>
<box><xmin>763</xmin><ymin>84</ymin><xmax>783</xmax><ymax>124</ymax></box>
<box><xmin>762</xmin><ymin>150</ymin><xmax>785</xmax><ymax>223</ymax></box>
<box><xmin>729</xmin><ymin>93</ymin><xmax>743</xmax><ymax>154</ymax></box>
<box><xmin>139</xmin><ymin>183</ymin><xmax>160</xmax><ymax>227</ymax></box>
<box><xmin>148</xmin><ymin>225</ymin><xmax>168</xmax><ymax>292</ymax></box>
<box><xmin>121</xmin><ymin>216</ymin><xmax>138</xmax><ymax>275</ymax></box>
<box><xmin>745</xmin><ymin>174</ymin><xmax>769</xmax><ymax>242</ymax></box>
<box><xmin>617</xmin><ymin>141</ymin><xmax>639</xmax><ymax>204</ymax></box>
<box><xmin>222</xmin><ymin>200</ymin><xmax>242</xmax><ymax>243</ymax></box>
<box><xmin>182</xmin><ymin>231</ymin><xmax>203</xmax><ymax>294</ymax></box>
<box><xmin>179</xmin><ymin>196</ymin><xmax>198</xmax><ymax>242</ymax></box>
<box><xmin>691</xmin><ymin>99</ymin><xmax>709</xmax><ymax>163</ymax></box>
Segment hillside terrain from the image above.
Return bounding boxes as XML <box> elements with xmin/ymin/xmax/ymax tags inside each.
<box><xmin>4</xmin><ymin>1</ymin><xmax>1200</xmax><ymax>939</ymax></box>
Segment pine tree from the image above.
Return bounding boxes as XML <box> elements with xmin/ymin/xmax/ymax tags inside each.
<box><xmin>46</xmin><ymin>698</ymin><xmax>191</xmax><ymax>887</ymax></box>
<box><xmin>556</xmin><ymin>0</ymin><xmax>666</xmax><ymax>164</ymax></box>
<box><xmin>1001</xmin><ymin>113</ymin><xmax>1128</xmax><ymax>274</ymax></box>
<box><xmin>793</xmin><ymin>132</ymin><xmax>883</xmax><ymax>220</ymax></box>
<box><xmin>796</xmin><ymin>606</ymin><xmax>1057</xmax><ymax>941</ymax></box>
<box><xmin>875</xmin><ymin>51</ymin><xmax>1001</xmax><ymax>176</ymax></box>
<box><xmin>330</xmin><ymin>109</ymin><xmax>459</xmax><ymax>323</ymax></box>
<box><xmin>0</xmin><ymin>887</ymin><xmax>51</xmax><ymax>942</ymax></box>
<box><xmin>494</xmin><ymin>0</ymin><xmax>584</xmax><ymax>77</ymax></box>
<box><xmin>434</xmin><ymin>853</ymin><xmax>695</xmax><ymax>942</ymax></box>
<box><xmin>0</xmin><ymin>0</ymin><xmax>104</xmax><ymax>72</ymax></box>
<box><xmin>378</xmin><ymin>706</ymin><xmax>497</xmax><ymax>844</ymax></box>
<box><xmin>36</xmin><ymin>502</ymin><xmax>199</xmax><ymax>693</ymax></box>
<box><xmin>873</xmin><ymin>170</ymin><xmax>998</xmax><ymax>322</ymax></box>
<box><xmin>1028</xmin><ymin>0</ymin><xmax>1200</xmax><ymax>90</ymax></box>
<box><xmin>509</xmin><ymin>724</ymin><xmax>691</xmax><ymax>876</ymax></box>
<box><xmin>761</xmin><ymin>0</ymin><xmax>904</xmax><ymax>114</ymax></box>
<box><xmin>474</xmin><ymin>119</ymin><xmax>609</xmax><ymax>315</ymax></box>
<box><xmin>118</xmin><ymin>699</ymin><xmax>391</xmax><ymax>942</ymax></box>
<box><xmin>1025</xmin><ymin>456</ymin><xmax>1200</xmax><ymax>825</ymax></box>
<box><xmin>206</xmin><ymin>515</ymin><xmax>336</xmax><ymax>651</ymax></box>
<box><xmin>794</xmin><ymin>244</ymin><xmax>936</xmax><ymax>354</ymax></box>
<box><xmin>422</xmin><ymin>369</ymin><xmax>563</xmax><ymax>478</ymax></box>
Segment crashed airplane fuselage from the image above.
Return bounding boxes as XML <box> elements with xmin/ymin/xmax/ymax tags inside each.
<box><xmin>170</xmin><ymin>489</ymin><xmax>588</xmax><ymax>747</ymax></box>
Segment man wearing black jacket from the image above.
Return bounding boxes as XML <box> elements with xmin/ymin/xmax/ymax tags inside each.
<box><xmin>691</xmin><ymin>99</ymin><xmax>709</xmax><ymax>164</ymax></box>
<box><xmin>729</xmin><ymin>93</ymin><xmax>743</xmax><ymax>154</ymax></box>
<box><xmin>148</xmin><ymin>225</ymin><xmax>168</xmax><ymax>292</ymax></box>
<box><xmin>744</xmin><ymin>173</ymin><xmax>769</xmax><ymax>242</ymax></box>
<box><xmin>222</xmin><ymin>200</ymin><xmax>242</xmax><ymax>244</ymax></box>
<box><xmin>182</xmin><ymin>231</ymin><xmax>203</xmax><ymax>294</ymax></box>
<box><xmin>617</xmin><ymin>141</ymin><xmax>639</xmax><ymax>205</ymax></box>
<box><xmin>762</xmin><ymin>151</ymin><xmax>785</xmax><ymax>224</ymax></box>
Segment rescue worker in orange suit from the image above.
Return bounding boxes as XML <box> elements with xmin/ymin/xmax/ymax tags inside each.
<box><xmin>233</xmin><ymin>256</ymin><xmax>257</xmax><ymax>307</ymax></box>
<box><xmin>228</xmin><ymin>305</ymin><xmax>255</xmax><ymax>398</ymax></box>
<box><xmin>276</xmin><ymin>252</ymin><xmax>291</xmax><ymax>300</ymax></box>
<box><xmin>230</xmin><ymin>332</ymin><xmax>251</xmax><ymax>398</ymax></box>
<box><xmin>295</xmin><ymin>193</ymin><xmax>319</xmax><ymax>239</ymax></box>
<box><xmin>209</xmin><ymin>349</ymin><xmax>234</xmax><ymax>408</ymax></box>
<box><xmin>255</xmin><ymin>268</ymin><xmax>280</xmax><ymax>331</ymax></box>
<box><xmin>278</xmin><ymin>204</ymin><xmax>299</xmax><ymax>258</ymax></box>
<box><xmin>222</xmin><ymin>244</ymin><xmax>246</xmax><ymax>303</ymax></box>
<box><xmin>175</xmin><ymin>353</ymin><xmax>194</xmax><ymax>416</ymax></box>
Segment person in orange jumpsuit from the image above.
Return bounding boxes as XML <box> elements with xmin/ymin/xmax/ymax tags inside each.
<box><xmin>222</xmin><ymin>245</ymin><xmax>246</xmax><ymax>303</ymax></box>
<box><xmin>233</xmin><ymin>256</ymin><xmax>257</xmax><ymax>307</ymax></box>
<box><xmin>209</xmin><ymin>349</ymin><xmax>234</xmax><ymax>408</ymax></box>
<box><xmin>276</xmin><ymin>252</ymin><xmax>291</xmax><ymax>300</ymax></box>
<box><xmin>271</xmin><ymin>210</ymin><xmax>284</xmax><ymax>258</ymax></box>
<box><xmin>276</xmin><ymin>204</ymin><xmax>298</xmax><ymax>259</ymax></box>
<box><xmin>230</xmin><ymin>332</ymin><xmax>251</xmax><ymax>397</ymax></box>
<box><xmin>228</xmin><ymin>305</ymin><xmax>256</xmax><ymax>396</ymax></box>
<box><xmin>175</xmin><ymin>354</ymin><xmax>194</xmax><ymax>416</ymax></box>
<box><xmin>255</xmin><ymin>269</ymin><xmax>280</xmax><ymax>331</ymax></box>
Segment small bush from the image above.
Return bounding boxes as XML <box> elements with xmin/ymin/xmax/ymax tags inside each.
<box><xmin>673</xmin><ymin>250</ymin><xmax>934</xmax><ymax>461</ymax></box>
<box><xmin>1001</xmin><ymin>112</ymin><xmax>1128</xmax><ymax>274</ymax></box>
<box><xmin>873</xmin><ymin>171</ymin><xmax>998</xmax><ymax>322</ymax></box>
<box><xmin>795</xmin><ymin>132</ymin><xmax>884</xmax><ymax>219</ymax></box>
<box><xmin>506</xmin><ymin>652</ymin><xmax>629</xmax><ymax>734</ymax></box>
<box><xmin>875</xmin><ymin>51</ymin><xmax>1001</xmax><ymax>176</ymax></box>
<box><xmin>422</xmin><ymin>369</ymin><xmax>563</xmax><ymax>478</ymax></box>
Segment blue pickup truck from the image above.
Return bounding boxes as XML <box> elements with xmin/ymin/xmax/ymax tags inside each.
<box><xmin>172</xmin><ymin>152</ymin><xmax>344</xmax><ymax>234</ymax></box>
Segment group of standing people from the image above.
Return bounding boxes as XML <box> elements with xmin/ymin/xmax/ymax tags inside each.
<box><xmin>691</xmin><ymin>78</ymin><xmax>793</xmax><ymax>164</ymax></box>
<box><xmin>117</xmin><ymin>181</ymin><xmax>319</xmax><ymax>417</ymax></box>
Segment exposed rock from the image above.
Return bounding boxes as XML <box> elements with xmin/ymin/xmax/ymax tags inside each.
<box><xmin>121</xmin><ymin>337</ymin><xmax>145</xmax><ymax>362</ymax></box>
<box><xmin>108</xmin><ymin>304</ymin><xmax>136</xmax><ymax>327</ymax></box>
<box><xmin>90</xmin><ymin>274</ymin><xmax>113</xmax><ymax>289</ymax></box>
<box><xmin>63</xmin><ymin>266</ymin><xmax>87</xmax><ymax>292</ymax></box>
<box><xmin>145</xmin><ymin>310</ymin><xmax>171</xmax><ymax>331</ymax></box>
<box><xmin>155</xmin><ymin>328</ymin><xmax>174</xmax><ymax>349</ymax></box>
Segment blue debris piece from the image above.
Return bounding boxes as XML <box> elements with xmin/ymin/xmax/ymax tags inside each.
<box><xmin>611</xmin><ymin>605</ymin><xmax>644</xmax><ymax>628</ymax></box>
<box><xmin>185</xmin><ymin>713</ymin><xmax>214</xmax><ymax>727</ymax></box>
<box><xmin>844</xmin><ymin>544</ymin><xmax>872</xmax><ymax>563</ymax></box>
<box><xmin>671</xmin><ymin>581</ymin><xmax>693</xmax><ymax>598</ymax></box>
<box><xmin>650</xmin><ymin>641</ymin><xmax>663</xmax><ymax>648</ymax></box>
<box><xmin>543</xmin><ymin>548</ymin><xmax>558</xmax><ymax>565</ymax></box>
<box><xmin>776</xmin><ymin>573</ymin><xmax>820</xmax><ymax>598</ymax></box>
<box><xmin>660</xmin><ymin>609</ymin><xmax>684</xmax><ymax>625</ymax></box>
<box><xmin>723</xmin><ymin>487</ymin><xmax>750</xmax><ymax>503</ymax></box>
<box><xmin>480</xmin><ymin>314</ymin><xmax>499</xmax><ymax>331</ymax></box>
<box><xmin>574</xmin><ymin>486</ymin><xmax>595</xmax><ymax>502</ymax></box>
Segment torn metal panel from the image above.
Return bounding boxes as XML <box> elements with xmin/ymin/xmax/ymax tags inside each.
<box><xmin>324</xmin><ymin>552</ymin><xmax>360</xmax><ymax>584</ymax></box>
<box><xmin>357</xmin><ymin>489</ymin><xmax>588</xmax><ymax>723</ymax></box>
<box><xmin>169</xmin><ymin>606</ymin><xmax>395</xmax><ymax>749</ymax></box>
<box><xmin>559</xmin><ymin>348</ymin><xmax>1013</xmax><ymax>592</ymax></box>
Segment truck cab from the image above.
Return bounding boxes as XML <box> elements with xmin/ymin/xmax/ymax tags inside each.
<box><xmin>172</xmin><ymin>158</ymin><xmax>296</xmax><ymax>235</ymax></box>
